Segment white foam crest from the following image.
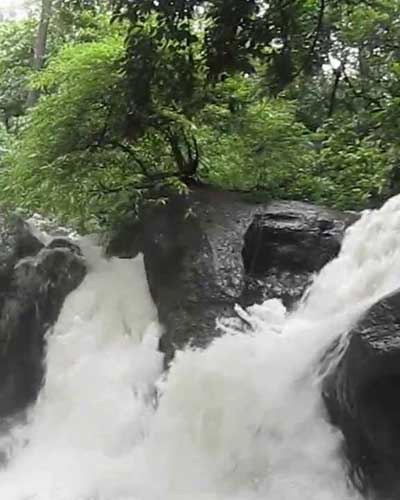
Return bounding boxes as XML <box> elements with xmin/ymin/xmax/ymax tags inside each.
<box><xmin>303</xmin><ymin>196</ymin><xmax>400</xmax><ymax>319</ymax></box>
<box><xmin>27</xmin><ymin>213</ymin><xmax>80</xmax><ymax>244</ymax></box>
<box><xmin>0</xmin><ymin>247</ymin><xmax>163</xmax><ymax>500</ymax></box>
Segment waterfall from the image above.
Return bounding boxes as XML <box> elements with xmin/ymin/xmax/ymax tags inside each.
<box><xmin>3</xmin><ymin>196</ymin><xmax>400</xmax><ymax>500</ymax></box>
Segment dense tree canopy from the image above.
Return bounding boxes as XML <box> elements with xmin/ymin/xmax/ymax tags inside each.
<box><xmin>0</xmin><ymin>0</ymin><xmax>399</xmax><ymax>228</ymax></box>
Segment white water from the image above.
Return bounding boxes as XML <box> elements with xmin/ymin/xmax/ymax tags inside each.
<box><xmin>3</xmin><ymin>196</ymin><xmax>400</xmax><ymax>500</ymax></box>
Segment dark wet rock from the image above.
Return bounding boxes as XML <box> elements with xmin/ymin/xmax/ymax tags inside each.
<box><xmin>108</xmin><ymin>188</ymin><xmax>356</xmax><ymax>364</ymax></box>
<box><xmin>0</xmin><ymin>214</ymin><xmax>44</xmax><ymax>287</ymax></box>
<box><xmin>242</xmin><ymin>202</ymin><xmax>358</xmax><ymax>308</ymax></box>
<box><xmin>47</xmin><ymin>237</ymin><xmax>82</xmax><ymax>255</ymax></box>
<box><xmin>323</xmin><ymin>290</ymin><xmax>400</xmax><ymax>499</ymax></box>
<box><xmin>0</xmin><ymin>223</ymin><xmax>86</xmax><ymax>418</ymax></box>
<box><xmin>107</xmin><ymin>219</ymin><xmax>142</xmax><ymax>259</ymax></box>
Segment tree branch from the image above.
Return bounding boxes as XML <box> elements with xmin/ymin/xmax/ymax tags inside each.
<box><xmin>110</xmin><ymin>140</ymin><xmax>150</xmax><ymax>176</ymax></box>
<box><xmin>293</xmin><ymin>0</ymin><xmax>326</xmax><ymax>79</ymax></box>
<box><xmin>91</xmin><ymin>170</ymin><xmax>183</xmax><ymax>197</ymax></box>
<box><xmin>342</xmin><ymin>69</ymin><xmax>383</xmax><ymax>110</ymax></box>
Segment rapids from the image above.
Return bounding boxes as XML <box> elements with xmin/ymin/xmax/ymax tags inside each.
<box><xmin>3</xmin><ymin>195</ymin><xmax>400</xmax><ymax>499</ymax></box>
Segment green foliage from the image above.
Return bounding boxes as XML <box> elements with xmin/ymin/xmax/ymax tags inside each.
<box><xmin>314</xmin><ymin>121</ymin><xmax>390</xmax><ymax>209</ymax></box>
<box><xmin>51</xmin><ymin>10</ymin><xmax>123</xmax><ymax>45</ymax></box>
<box><xmin>0</xmin><ymin>125</ymin><xmax>11</xmax><ymax>160</ymax></box>
<box><xmin>0</xmin><ymin>35</ymin><xmax>128</xmax><ymax>227</ymax></box>
<box><xmin>0</xmin><ymin>30</ymin><xmax>188</xmax><ymax>229</ymax></box>
<box><xmin>195</xmin><ymin>71</ymin><xmax>394</xmax><ymax>210</ymax></box>
<box><xmin>0</xmin><ymin>7</ymin><xmax>122</xmax><ymax>132</ymax></box>
<box><xmin>196</xmin><ymin>76</ymin><xmax>318</xmax><ymax>198</ymax></box>
<box><xmin>3</xmin><ymin>0</ymin><xmax>400</xmax><ymax>229</ymax></box>
<box><xmin>0</xmin><ymin>20</ymin><xmax>36</xmax><ymax>129</ymax></box>
<box><xmin>114</xmin><ymin>0</ymin><xmax>373</xmax><ymax>91</ymax></box>
<box><xmin>28</xmin><ymin>35</ymin><xmax>125</xmax><ymax>161</ymax></box>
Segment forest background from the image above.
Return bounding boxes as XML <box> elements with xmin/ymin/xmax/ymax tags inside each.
<box><xmin>0</xmin><ymin>0</ymin><xmax>398</xmax><ymax>229</ymax></box>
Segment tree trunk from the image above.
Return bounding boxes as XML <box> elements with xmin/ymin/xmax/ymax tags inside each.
<box><xmin>328</xmin><ymin>69</ymin><xmax>341</xmax><ymax>118</ymax></box>
<box><xmin>26</xmin><ymin>0</ymin><xmax>54</xmax><ymax>108</ymax></box>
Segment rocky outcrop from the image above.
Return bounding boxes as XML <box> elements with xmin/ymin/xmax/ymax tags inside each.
<box><xmin>0</xmin><ymin>215</ymin><xmax>86</xmax><ymax>418</ymax></box>
<box><xmin>108</xmin><ymin>188</ymin><xmax>357</xmax><ymax>364</ymax></box>
<box><xmin>241</xmin><ymin>202</ymin><xmax>357</xmax><ymax>307</ymax></box>
<box><xmin>323</xmin><ymin>290</ymin><xmax>400</xmax><ymax>499</ymax></box>
<box><xmin>0</xmin><ymin>214</ymin><xmax>44</xmax><ymax>286</ymax></box>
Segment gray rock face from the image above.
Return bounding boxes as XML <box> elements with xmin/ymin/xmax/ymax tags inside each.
<box><xmin>323</xmin><ymin>290</ymin><xmax>400</xmax><ymax>499</ymax></box>
<box><xmin>0</xmin><ymin>214</ymin><xmax>44</xmax><ymax>285</ymax></box>
<box><xmin>108</xmin><ymin>188</ymin><xmax>356</xmax><ymax>364</ymax></box>
<box><xmin>242</xmin><ymin>201</ymin><xmax>357</xmax><ymax>307</ymax></box>
<box><xmin>0</xmin><ymin>215</ymin><xmax>86</xmax><ymax>418</ymax></box>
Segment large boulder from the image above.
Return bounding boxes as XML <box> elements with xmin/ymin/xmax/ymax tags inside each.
<box><xmin>108</xmin><ymin>188</ymin><xmax>356</xmax><ymax>364</ymax></box>
<box><xmin>0</xmin><ymin>214</ymin><xmax>44</xmax><ymax>285</ymax></box>
<box><xmin>323</xmin><ymin>290</ymin><xmax>400</xmax><ymax>498</ymax></box>
<box><xmin>241</xmin><ymin>201</ymin><xmax>358</xmax><ymax>307</ymax></box>
<box><xmin>0</xmin><ymin>216</ymin><xmax>86</xmax><ymax>418</ymax></box>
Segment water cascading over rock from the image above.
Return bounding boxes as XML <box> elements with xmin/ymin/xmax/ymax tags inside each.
<box><xmin>108</xmin><ymin>187</ymin><xmax>357</xmax><ymax>363</ymax></box>
<box><xmin>5</xmin><ymin>193</ymin><xmax>400</xmax><ymax>499</ymax></box>
<box><xmin>109</xmin><ymin>189</ymin><xmax>400</xmax><ymax>498</ymax></box>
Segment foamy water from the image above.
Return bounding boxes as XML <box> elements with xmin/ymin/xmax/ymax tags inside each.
<box><xmin>3</xmin><ymin>196</ymin><xmax>400</xmax><ymax>500</ymax></box>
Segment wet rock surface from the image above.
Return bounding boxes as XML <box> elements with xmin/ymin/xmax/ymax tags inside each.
<box><xmin>323</xmin><ymin>290</ymin><xmax>400</xmax><ymax>499</ymax></box>
<box><xmin>108</xmin><ymin>188</ymin><xmax>356</xmax><ymax>364</ymax></box>
<box><xmin>241</xmin><ymin>201</ymin><xmax>357</xmax><ymax>308</ymax></box>
<box><xmin>0</xmin><ymin>215</ymin><xmax>44</xmax><ymax>286</ymax></box>
<box><xmin>0</xmin><ymin>216</ymin><xmax>86</xmax><ymax>418</ymax></box>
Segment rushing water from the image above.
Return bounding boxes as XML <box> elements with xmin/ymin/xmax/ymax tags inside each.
<box><xmin>3</xmin><ymin>196</ymin><xmax>400</xmax><ymax>500</ymax></box>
